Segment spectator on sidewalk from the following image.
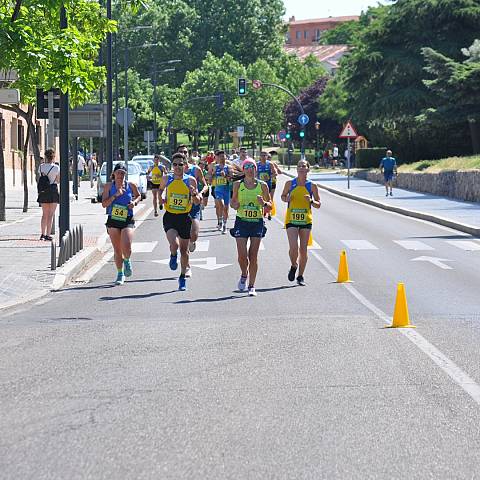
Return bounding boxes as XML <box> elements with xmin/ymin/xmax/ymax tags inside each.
<box><xmin>77</xmin><ymin>152</ymin><xmax>86</xmax><ymax>185</ymax></box>
<box><xmin>37</xmin><ymin>148</ymin><xmax>60</xmax><ymax>241</ymax></box>
<box><xmin>332</xmin><ymin>144</ymin><xmax>339</xmax><ymax>167</ymax></box>
<box><xmin>379</xmin><ymin>149</ymin><xmax>398</xmax><ymax>196</ymax></box>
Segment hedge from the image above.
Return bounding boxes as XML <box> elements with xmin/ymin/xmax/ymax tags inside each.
<box><xmin>356</xmin><ymin>148</ymin><xmax>387</xmax><ymax>168</ymax></box>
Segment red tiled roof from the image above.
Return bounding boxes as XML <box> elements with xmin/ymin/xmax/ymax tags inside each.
<box><xmin>288</xmin><ymin>16</ymin><xmax>359</xmax><ymax>25</ymax></box>
<box><xmin>284</xmin><ymin>44</ymin><xmax>350</xmax><ymax>62</ymax></box>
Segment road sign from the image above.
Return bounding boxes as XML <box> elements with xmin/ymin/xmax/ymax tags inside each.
<box><xmin>252</xmin><ymin>79</ymin><xmax>263</xmax><ymax>89</ymax></box>
<box><xmin>36</xmin><ymin>88</ymin><xmax>60</xmax><ymax>119</ymax></box>
<box><xmin>278</xmin><ymin>130</ymin><xmax>286</xmax><ymax>142</ymax></box>
<box><xmin>298</xmin><ymin>113</ymin><xmax>309</xmax><ymax>126</ymax></box>
<box><xmin>339</xmin><ymin>120</ymin><xmax>359</xmax><ymax>138</ymax></box>
<box><xmin>116</xmin><ymin>108</ymin><xmax>134</xmax><ymax>127</ymax></box>
<box><xmin>0</xmin><ymin>88</ymin><xmax>20</xmax><ymax>104</ymax></box>
<box><xmin>237</xmin><ymin>126</ymin><xmax>245</xmax><ymax>138</ymax></box>
<box><xmin>144</xmin><ymin>130</ymin><xmax>154</xmax><ymax>142</ymax></box>
<box><xmin>54</xmin><ymin>104</ymin><xmax>107</xmax><ymax>138</ymax></box>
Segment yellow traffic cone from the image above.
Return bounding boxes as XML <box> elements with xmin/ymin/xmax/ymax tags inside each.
<box><xmin>388</xmin><ymin>283</ymin><xmax>415</xmax><ymax>328</ymax></box>
<box><xmin>271</xmin><ymin>200</ymin><xmax>276</xmax><ymax>217</ymax></box>
<box><xmin>336</xmin><ymin>250</ymin><xmax>351</xmax><ymax>283</ymax></box>
<box><xmin>307</xmin><ymin>230</ymin><xmax>313</xmax><ymax>246</ymax></box>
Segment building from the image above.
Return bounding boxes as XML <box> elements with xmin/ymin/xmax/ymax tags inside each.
<box><xmin>285</xmin><ymin>15</ymin><xmax>359</xmax><ymax>47</ymax></box>
<box><xmin>284</xmin><ymin>44</ymin><xmax>350</xmax><ymax>74</ymax></box>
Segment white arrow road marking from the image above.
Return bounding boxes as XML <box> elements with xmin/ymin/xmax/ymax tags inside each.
<box><xmin>131</xmin><ymin>241</ymin><xmax>158</xmax><ymax>253</ymax></box>
<box><xmin>411</xmin><ymin>256</ymin><xmax>453</xmax><ymax>269</ymax></box>
<box><xmin>446</xmin><ymin>240</ymin><xmax>480</xmax><ymax>251</ymax></box>
<box><xmin>341</xmin><ymin>240</ymin><xmax>378</xmax><ymax>250</ymax></box>
<box><xmin>152</xmin><ymin>257</ymin><xmax>231</xmax><ymax>271</ymax></box>
<box><xmin>394</xmin><ymin>240</ymin><xmax>434</xmax><ymax>251</ymax></box>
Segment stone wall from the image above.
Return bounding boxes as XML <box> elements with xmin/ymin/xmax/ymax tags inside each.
<box><xmin>355</xmin><ymin>170</ymin><xmax>480</xmax><ymax>203</ymax></box>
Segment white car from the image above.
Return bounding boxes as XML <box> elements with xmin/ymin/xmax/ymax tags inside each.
<box><xmin>97</xmin><ymin>161</ymin><xmax>147</xmax><ymax>202</ymax></box>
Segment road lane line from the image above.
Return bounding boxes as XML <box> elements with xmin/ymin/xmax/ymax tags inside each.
<box><xmin>131</xmin><ymin>241</ymin><xmax>158</xmax><ymax>253</ymax></box>
<box><xmin>341</xmin><ymin>240</ymin><xmax>378</xmax><ymax>250</ymax></box>
<box><xmin>394</xmin><ymin>240</ymin><xmax>434</xmax><ymax>251</ymax></box>
<box><xmin>446</xmin><ymin>240</ymin><xmax>480</xmax><ymax>251</ymax></box>
<box><xmin>270</xmin><ymin>215</ymin><xmax>480</xmax><ymax>407</ymax></box>
<box><xmin>310</xmin><ymin>250</ymin><xmax>480</xmax><ymax>407</ymax></box>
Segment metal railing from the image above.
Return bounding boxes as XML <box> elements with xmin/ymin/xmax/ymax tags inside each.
<box><xmin>51</xmin><ymin>224</ymin><xmax>84</xmax><ymax>270</ymax></box>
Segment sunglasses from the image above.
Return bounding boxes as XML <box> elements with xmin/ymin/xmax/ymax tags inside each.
<box><xmin>172</xmin><ymin>162</ymin><xmax>184</xmax><ymax>167</ymax></box>
<box><xmin>243</xmin><ymin>164</ymin><xmax>255</xmax><ymax>170</ymax></box>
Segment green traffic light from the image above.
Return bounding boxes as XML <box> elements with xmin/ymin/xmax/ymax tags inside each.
<box><xmin>286</xmin><ymin>133</ymin><xmax>291</xmax><ymax>139</ymax></box>
<box><xmin>299</xmin><ymin>130</ymin><xmax>305</xmax><ymax>138</ymax></box>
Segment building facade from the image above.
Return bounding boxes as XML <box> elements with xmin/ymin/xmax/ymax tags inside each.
<box><xmin>285</xmin><ymin>15</ymin><xmax>359</xmax><ymax>46</ymax></box>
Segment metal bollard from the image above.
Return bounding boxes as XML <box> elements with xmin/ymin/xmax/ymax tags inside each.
<box><xmin>51</xmin><ymin>241</ymin><xmax>56</xmax><ymax>270</ymax></box>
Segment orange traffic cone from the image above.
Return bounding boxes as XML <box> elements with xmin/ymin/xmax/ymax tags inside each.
<box><xmin>308</xmin><ymin>230</ymin><xmax>313</xmax><ymax>246</ymax></box>
<box><xmin>271</xmin><ymin>200</ymin><xmax>276</xmax><ymax>217</ymax></box>
<box><xmin>387</xmin><ymin>283</ymin><xmax>415</xmax><ymax>328</ymax></box>
<box><xmin>336</xmin><ymin>250</ymin><xmax>351</xmax><ymax>283</ymax></box>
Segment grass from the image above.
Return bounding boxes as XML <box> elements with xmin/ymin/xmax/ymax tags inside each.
<box><xmin>398</xmin><ymin>155</ymin><xmax>480</xmax><ymax>173</ymax></box>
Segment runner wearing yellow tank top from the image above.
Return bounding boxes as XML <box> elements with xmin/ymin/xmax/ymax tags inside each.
<box><xmin>230</xmin><ymin>159</ymin><xmax>271</xmax><ymax>296</ymax></box>
<box><xmin>281</xmin><ymin>159</ymin><xmax>321</xmax><ymax>286</ymax></box>
<box><xmin>147</xmin><ymin>155</ymin><xmax>166</xmax><ymax>216</ymax></box>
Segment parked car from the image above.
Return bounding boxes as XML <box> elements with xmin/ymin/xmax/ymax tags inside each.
<box><xmin>132</xmin><ymin>153</ymin><xmax>171</xmax><ymax>171</ymax></box>
<box><xmin>96</xmin><ymin>161</ymin><xmax>147</xmax><ymax>202</ymax></box>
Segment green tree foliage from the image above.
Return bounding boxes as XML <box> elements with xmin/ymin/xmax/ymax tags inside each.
<box><xmin>319</xmin><ymin>20</ymin><xmax>364</xmax><ymax>45</ymax></box>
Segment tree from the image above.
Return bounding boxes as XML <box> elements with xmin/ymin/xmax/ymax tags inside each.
<box><xmin>0</xmin><ymin>0</ymin><xmax>114</xmax><ymax>217</ymax></box>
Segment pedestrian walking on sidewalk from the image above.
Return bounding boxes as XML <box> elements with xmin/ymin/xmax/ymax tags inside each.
<box><xmin>281</xmin><ymin>159</ymin><xmax>321</xmax><ymax>286</ymax></box>
<box><xmin>379</xmin><ymin>149</ymin><xmax>398</xmax><ymax>196</ymax></box>
<box><xmin>37</xmin><ymin>148</ymin><xmax>60</xmax><ymax>241</ymax></box>
<box><xmin>102</xmin><ymin>163</ymin><xmax>141</xmax><ymax>285</ymax></box>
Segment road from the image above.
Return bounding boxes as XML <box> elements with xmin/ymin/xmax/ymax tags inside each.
<box><xmin>1</xmin><ymin>175</ymin><xmax>480</xmax><ymax>479</ymax></box>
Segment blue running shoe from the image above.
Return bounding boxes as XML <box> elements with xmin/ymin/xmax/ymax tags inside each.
<box><xmin>115</xmin><ymin>271</ymin><xmax>125</xmax><ymax>285</ymax></box>
<box><xmin>169</xmin><ymin>253</ymin><xmax>178</xmax><ymax>270</ymax></box>
<box><xmin>178</xmin><ymin>275</ymin><xmax>187</xmax><ymax>291</ymax></box>
<box><xmin>123</xmin><ymin>259</ymin><xmax>132</xmax><ymax>277</ymax></box>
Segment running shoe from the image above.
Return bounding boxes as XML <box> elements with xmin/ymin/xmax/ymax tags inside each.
<box><xmin>159</xmin><ymin>204</ymin><xmax>163</xmax><ymax>210</ymax></box>
<box><xmin>169</xmin><ymin>254</ymin><xmax>178</xmax><ymax>270</ymax></box>
<box><xmin>385</xmin><ymin>192</ymin><xmax>389</xmax><ymax>197</ymax></box>
<box><xmin>40</xmin><ymin>234</ymin><xmax>46</xmax><ymax>241</ymax></box>
<box><xmin>267</xmin><ymin>214</ymin><xmax>272</xmax><ymax>221</ymax></box>
<box><xmin>297</xmin><ymin>275</ymin><xmax>306</xmax><ymax>286</ymax></box>
<box><xmin>238</xmin><ymin>276</ymin><xmax>247</xmax><ymax>292</ymax></box>
<box><xmin>185</xmin><ymin>267</ymin><xmax>192</xmax><ymax>278</ymax></box>
<box><xmin>217</xmin><ymin>222</ymin><xmax>222</xmax><ymax>231</ymax></box>
<box><xmin>123</xmin><ymin>259</ymin><xmax>132</xmax><ymax>277</ymax></box>
<box><xmin>178</xmin><ymin>275</ymin><xmax>187</xmax><ymax>291</ymax></box>
<box><xmin>189</xmin><ymin>241</ymin><xmax>196</xmax><ymax>252</ymax></box>
<box><xmin>154</xmin><ymin>210</ymin><xmax>159</xmax><ymax>217</ymax></box>
<box><xmin>115</xmin><ymin>272</ymin><xmax>125</xmax><ymax>285</ymax></box>
<box><xmin>390</xmin><ymin>192</ymin><xmax>393</xmax><ymax>196</ymax></box>
<box><xmin>248</xmin><ymin>286</ymin><xmax>257</xmax><ymax>297</ymax></box>
<box><xmin>44</xmin><ymin>235</ymin><xmax>53</xmax><ymax>241</ymax></box>
<box><xmin>288</xmin><ymin>265</ymin><xmax>297</xmax><ymax>282</ymax></box>
<box><xmin>222</xmin><ymin>222</ymin><xmax>227</xmax><ymax>234</ymax></box>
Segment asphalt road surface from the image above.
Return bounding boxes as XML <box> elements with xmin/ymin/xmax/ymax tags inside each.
<box><xmin>1</xmin><ymin>175</ymin><xmax>480</xmax><ymax>479</ymax></box>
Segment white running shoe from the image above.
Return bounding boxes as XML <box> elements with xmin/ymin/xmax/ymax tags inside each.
<box><xmin>185</xmin><ymin>267</ymin><xmax>192</xmax><ymax>278</ymax></box>
<box><xmin>238</xmin><ymin>276</ymin><xmax>247</xmax><ymax>292</ymax></box>
<box><xmin>189</xmin><ymin>241</ymin><xmax>196</xmax><ymax>252</ymax></box>
<box><xmin>248</xmin><ymin>286</ymin><xmax>257</xmax><ymax>297</ymax></box>
<box><xmin>222</xmin><ymin>222</ymin><xmax>227</xmax><ymax>234</ymax></box>
<box><xmin>217</xmin><ymin>221</ymin><xmax>222</xmax><ymax>231</ymax></box>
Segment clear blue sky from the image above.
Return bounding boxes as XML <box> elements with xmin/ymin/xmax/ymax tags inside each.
<box><xmin>283</xmin><ymin>0</ymin><xmax>387</xmax><ymax>20</ymax></box>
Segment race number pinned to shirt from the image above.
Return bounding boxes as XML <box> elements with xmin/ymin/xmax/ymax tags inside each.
<box><xmin>111</xmin><ymin>204</ymin><xmax>128</xmax><ymax>222</ymax></box>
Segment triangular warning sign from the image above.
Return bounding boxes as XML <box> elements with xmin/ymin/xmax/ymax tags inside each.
<box><xmin>339</xmin><ymin>121</ymin><xmax>358</xmax><ymax>138</ymax></box>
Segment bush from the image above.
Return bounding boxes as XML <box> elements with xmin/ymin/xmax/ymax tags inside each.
<box><xmin>414</xmin><ymin>160</ymin><xmax>434</xmax><ymax>171</ymax></box>
<box><xmin>356</xmin><ymin>148</ymin><xmax>387</xmax><ymax>168</ymax></box>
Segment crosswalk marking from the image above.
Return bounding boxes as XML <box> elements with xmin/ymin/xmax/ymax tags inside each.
<box><xmin>131</xmin><ymin>241</ymin><xmax>158</xmax><ymax>253</ymax></box>
<box><xmin>446</xmin><ymin>240</ymin><xmax>480</xmax><ymax>251</ymax></box>
<box><xmin>394</xmin><ymin>240</ymin><xmax>434</xmax><ymax>251</ymax></box>
<box><xmin>194</xmin><ymin>240</ymin><xmax>210</xmax><ymax>252</ymax></box>
<box><xmin>341</xmin><ymin>240</ymin><xmax>378</xmax><ymax>250</ymax></box>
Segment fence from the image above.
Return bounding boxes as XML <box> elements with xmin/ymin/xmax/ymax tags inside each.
<box><xmin>51</xmin><ymin>224</ymin><xmax>84</xmax><ymax>270</ymax></box>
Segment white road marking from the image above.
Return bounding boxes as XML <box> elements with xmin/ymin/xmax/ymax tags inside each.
<box><xmin>411</xmin><ymin>256</ymin><xmax>453</xmax><ymax>270</ymax></box>
<box><xmin>272</xmin><ymin>216</ymin><xmax>480</xmax><ymax>408</ymax></box>
<box><xmin>394</xmin><ymin>240</ymin><xmax>434</xmax><ymax>251</ymax></box>
<box><xmin>195</xmin><ymin>240</ymin><xmax>210</xmax><ymax>252</ymax></box>
<box><xmin>34</xmin><ymin>298</ymin><xmax>52</xmax><ymax>306</ymax></box>
<box><xmin>259</xmin><ymin>241</ymin><xmax>265</xmax><ymax>251</ymax></box>
<box><xmin>341</xmin><ymin>240</ymin><xmax>378</xmax><ymax>250</ymax></box>
<box><xmin>190</xmin><ymin>257</ymin><xmax>232</xmax><ymax>270</ymax></box>
<box><xmin>308</xmin><ymin>240</ymin><xmax>322</xmax><ymax>250</ymax></box>
<box><xmin>446</xmin><ymin>240</ymin><xmax>480</xmax><ymax>251</ymax></box>
<box><xmin>131</xmin><ymin>241</ymin><xmax>158</xmax><ymax>253</ymax></box>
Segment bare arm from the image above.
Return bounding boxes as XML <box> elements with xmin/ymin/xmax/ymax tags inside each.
<box><xmin>230</xmin><ymin>181</ymin><xmax>241</xmax><ymax>210</ymax></box>
<box><xmin>127</xmin><ymin>182</ymin><xmax>141</xmax><ymax>209</ymax></box>
<box><xmin>280</xmin><ymin>180</ymin><xmax>292</xmax><ymax>203</ymax></box>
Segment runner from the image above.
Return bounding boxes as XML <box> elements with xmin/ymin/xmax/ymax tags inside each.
<box><xmin>257</xmin><ymin>151</ymin><xmax>275</xmax><ymax>220</ymax></box>
<box><xmin>184</xmin><ymin>158</ymin><xmax>208</xmax><ymax>277</ymax></box>
<box><xmin>198</xmin><ymin>156</ymin><xmax>210</xmax><ymax>215</ymax></box>
<box><xmin>268</xmin><ymin>153</ymin><xmax>282</xmax><ymax>218</ymax></box>
<box><xmin>102</xmin><ymin>163</ymin><xmax>141</xmax><ymax>285</ymax></box>
<box><xmin>209</xmin><ymin>150</ymin><xmax>233</xmax><ymax>234</ymax></box>
<box><xmin>147</xmin><ymin>154</ymin><xmax>167</xmax><ymax>216</ymax></box>
<box><xmin>230</xmin><ymin>159</ymin><xmax>271</xmax><ymax>296</ymax></box>
<box><xmin>281</xmin><ymin>159</ymin><xmax>321</xmax><ymax>286</ymax></box>
<box><xmin>157</xmin><ymin>152</ymin><xmax>202</xmax><ymax>291</ymax></box>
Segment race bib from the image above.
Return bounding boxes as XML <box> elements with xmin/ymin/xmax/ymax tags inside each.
<box><xmin>290</xmin><ymin>208</ymin><xmax>308</xmax><ymax>224</ymax></box>
<box><xmin>168</xmin><ymin>193</ymin><xmax>188</xmax><ymax>211</ymax></box>
<box><xmin>151</xmin><ymin>172</ymin><xmax>163</xmax><ymax>183</ymax></box>
<box><xmin>260</xmin><ymin>172</ymin><xmax>270</xmax><ymax>181</ymax></box>
<box><xmin>111</xmin><ymin>204</ymin><xmax>128</xmax><ymax>222</ymax></box>
<box><xmin>241</xmin><ymin>205</ymin><xmax>261</xmax><ymax>220</ymax></box>
<box><xmin>215</xmin><ymin>176</ymin><xmax>228</xmax><ymax>186</ymax></box>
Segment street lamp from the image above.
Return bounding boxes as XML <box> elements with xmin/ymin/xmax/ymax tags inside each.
<box><xmin>315</xmin><ymin>121</ymin><xmax>320</xmax><ymax>166</ymax></box>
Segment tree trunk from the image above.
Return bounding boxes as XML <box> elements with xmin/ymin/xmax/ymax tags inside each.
<box><xmin>22</xmin><ymin>109</ymin><xmax>34</xmax><ymax>212</ymax></box>
<box><xmin>468</xmin><ymin>118</ymin><xmax>480</xmax><ymax>154</ymax></box>
<box><xmin>0</xmin><ymin>119</ymin><xmax>5</xmax><ymax>221</ymax></box>
<box><xmin>214</xmin><ymin>128</ymin><xmax>220</xmax><ymax>150</ymax></box>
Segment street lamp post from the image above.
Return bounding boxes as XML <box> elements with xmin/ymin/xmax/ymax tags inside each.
<box><xmin>315</xmin><ymin>120</ymin><xmax>320</xmax><ymax>166</ymax></box>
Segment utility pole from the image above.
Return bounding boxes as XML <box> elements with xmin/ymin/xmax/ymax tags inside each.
<box><xmin>106</xmin><ymin>0</ymin><xmax>113</xmax><ymax>179</ymax></box>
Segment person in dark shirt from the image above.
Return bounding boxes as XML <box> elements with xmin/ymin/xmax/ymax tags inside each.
<box><xmin>379</xmin><ymin>149</ymin><xmax>398</xmax><ymax>196</ymax></box>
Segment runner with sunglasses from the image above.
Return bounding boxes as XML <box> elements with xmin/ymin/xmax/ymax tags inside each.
<box><xmin>230</xmin><ymin>159</ymin><xmax>271</xmax><ymax>297</ymax></box>
<box><xmin>157</xmin><ymin>153</ymin><xmax>202</xmax><ymax>291</ymax></box>
<box><xmin>209</xmin><ymin>150</ymin><xmax>233</xmax><ymax>234</ymax></box>
<box><xmin>281</xmin><ymin>159</ymin><xmax>321</xmax><ymax>286</ymax></box>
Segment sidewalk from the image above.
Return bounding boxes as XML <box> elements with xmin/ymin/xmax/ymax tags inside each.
<box><xmin>0</xmin><ymin>181</ymin><xmax>111</xmax><ymax>310</ymax></box>
<box><xmin>307</xmin><ymin>171</ymin><xmax>480</xmax><ymax>236</ymax></box>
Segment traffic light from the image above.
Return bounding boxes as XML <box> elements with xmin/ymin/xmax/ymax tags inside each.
<box><xmin>238</xmin><ymin>78</ymin><xmax>246</xmax><ymax>96</ymax></box>
<box><xmin>299</xmin><ymin>130</ymin><xmax>305</xmax><ymax>138</ymax></box>
<box><xmin>285</xmin><ymin>132</ymin><xmax>291</xmax><ymax>140</ymax></box>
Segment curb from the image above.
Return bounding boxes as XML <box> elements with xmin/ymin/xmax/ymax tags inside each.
<box><xmin>282</xmin><ymin>173</ymin><xmax>480</xmax><ymax>237</ymax></box>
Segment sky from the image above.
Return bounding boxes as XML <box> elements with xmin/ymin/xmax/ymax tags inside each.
<box><xmin>283</xmin><ymin>0</ymin><xmax>387</xmax><ymax>20</ymax></box>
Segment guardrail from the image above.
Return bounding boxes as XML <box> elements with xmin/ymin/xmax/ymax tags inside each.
<box><xmin>51</xmin><ymin>224</ymin><xmax>84</xmax><ymax>270</ymax></box>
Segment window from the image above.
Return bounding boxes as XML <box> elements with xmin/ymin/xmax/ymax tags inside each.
<box><xmin>304</xmin><ymin>30</ymin><xmax>308</xmax><ymax>39</ymax></box>
<box><xmin>296</xmin><ymin>31</ymin><xmax>301</xmax><ymax>40</ymax></box>
<box><xmin>315</xmin><ymin>29</ymin><xmax>322</xmax><ymax>40</ymax></box>
<box><xmin>17</xmin><ymin>120</ymin><xmax>24</xmax><ymax>150</ymax></box>
<box><xmin>10</xmin><ymin>118</ymin><xmax>18</xmax><ymax>150</ymax></box>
